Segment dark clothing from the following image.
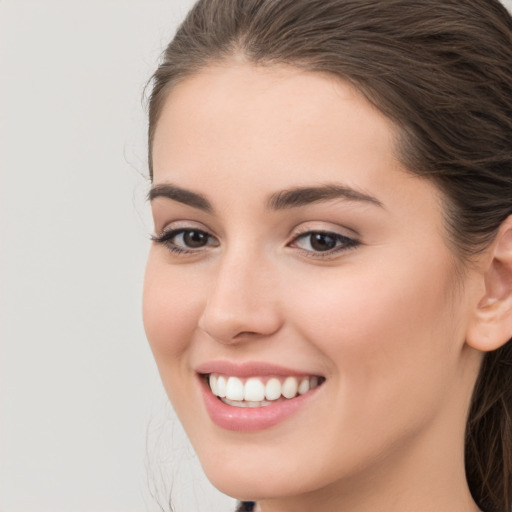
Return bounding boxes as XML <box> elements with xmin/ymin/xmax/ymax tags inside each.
<box><xmin>236</xmin><ymin>502</ymin><xmax>256</xmax><ymax>511</ymax></box>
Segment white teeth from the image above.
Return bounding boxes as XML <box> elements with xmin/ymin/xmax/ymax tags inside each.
<box><xmin>265</xmin><ymin>378</ymin><xmax>282</xmax><ymax>401</ymax></box>
<box><xmin>225</xmin><ymin>376</ymin><xmax>244</xmax><ymax>401</ymax></box>
<box><xmin>209</xmin><ymin>374</ymin><xmax>218</xmax><ymax>395</ymax></box>
<box><xmin>208</xmin><ymin>374</ymin><xmax>323</xmax><ymax>403</ymax></box>
<box><xmin>298</xmin><ymin>377</ymin><xmax>310</xmax><ymax>395</ymax></box>
<box><xmin>244</xmin><ymin>378</ymin><xmax>265</xmax><ymax>401</ymax></box>
<box><xmin>216</xmin><ymin>375</ymin><xmax>227</xmax><ymax>398</ymax></box>
<box><xmin>223</xmin><ymin>398</ymin><xmax>273</xmax><ymax>408</ymax></box>
<box><xmin>282</xmin><ymin>376</ymin><xmax>299</xmax><ymax>399</ymax></box>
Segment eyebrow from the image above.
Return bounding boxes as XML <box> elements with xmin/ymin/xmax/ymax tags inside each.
<box><xmin>148</xmin><ymin>182</ymin><xmax>383</xmax><ymax>212</ymax></box>
<box><xmin>148</xmin><ymin>183</ymin><xmax>213</xmax><ymax>212</ymax></box>
<box><xmin>267</xmin><ymin>184</ymin><xmax>383</xmax><ymax>210</ymax></box>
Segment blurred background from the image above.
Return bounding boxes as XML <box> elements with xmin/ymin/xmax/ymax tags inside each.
<box><xmin>1</xmin><ymin>1</ymin><xmax>511</xmax><ymax>511</ymax></box>
<box><xmin>0</xmin><ymin>1</ymin><xmax>235</xmax><ymax>511</ymax></box>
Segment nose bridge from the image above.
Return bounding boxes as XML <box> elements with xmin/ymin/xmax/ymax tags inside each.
<box><xmin>198</xmin><ymin>245</ymin><xmax>282</xmax><ymax>343</ymax></box>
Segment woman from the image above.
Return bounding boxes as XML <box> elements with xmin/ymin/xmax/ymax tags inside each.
<box><xmin>142</xmin><ymin>1</ymin><xmax>512</xmax><ymax>511</ymax></box>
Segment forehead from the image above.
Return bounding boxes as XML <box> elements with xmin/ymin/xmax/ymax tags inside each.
<box><xmin>151</xmin><ymin>62</ymin><xmax>451</xmax><ymax>264</ymax></box>
<box><xmin>149</xmin><ymin>62</ymin><xmax>447</xmax><ymax>237</ymax></box>
<box><xmin>151</xmin><ymin>63</ymin><xmax>400</xmax><ymax>186</ymax></box>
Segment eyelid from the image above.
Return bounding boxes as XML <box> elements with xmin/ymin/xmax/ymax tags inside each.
<box><xmin>153</xmin><ymin>218</ymin><xmax>211</xmax><ymax>235</ymax></box>
<box><xmin>291</xmin><ymin>222</ymin><xmax>359</xmax><ymax>238</ymax></box>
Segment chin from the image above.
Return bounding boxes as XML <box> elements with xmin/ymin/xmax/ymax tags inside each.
<box><xmin>204</xmin><ymin>466</ymin><xmax>300</xmax><ymax>502</ymax></box>
<box><xmin>196</xmin><ymin>444</ymin><xmax>329</xmax><ymax>503</ymax></box>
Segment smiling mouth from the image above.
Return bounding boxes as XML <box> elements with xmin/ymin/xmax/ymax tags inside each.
<box><xmin>204</xmin><ymin>374</ymin><xmax>326</xmax><ymax>408</ymax></box>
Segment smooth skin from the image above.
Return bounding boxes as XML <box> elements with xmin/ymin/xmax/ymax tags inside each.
<box><xmin>144</xmin><ymin>63</ymin><xmax>512</xmax><ymax>512</ymax></box>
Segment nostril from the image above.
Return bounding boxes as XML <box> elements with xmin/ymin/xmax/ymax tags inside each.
<box><xmin>197</xmin><ymin>269</ymin><xmax>283</xmax><ymax>343</ymax></box>
<box><xmin>234</xmin><ymin>331</ymin><xmax>259</xmax><ymax>338</ymax></box>
<box><xmin>198</xmin><ymin>310</ymin><xmax>282</xmax><ymax>345</ymax></box>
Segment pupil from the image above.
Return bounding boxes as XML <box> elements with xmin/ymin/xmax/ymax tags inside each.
<box><xmin>310</xmin><ymin>233</ymin><xmax>336</xmax><ymax>251</ymax></box>
<box><xmin>184</xmin><ymin>230</ymin><xmax>208</xmax><ymax>248</ymax></box>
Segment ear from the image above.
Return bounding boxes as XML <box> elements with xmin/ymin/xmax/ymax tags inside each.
<box><xmin>466</xmin><ymin>215</ymin><xmax>512</xmax><ymax>352</ymax></box>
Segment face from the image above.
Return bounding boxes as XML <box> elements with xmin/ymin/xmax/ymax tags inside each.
<box><xmin>144</xmin><ymin>64</ymin><xmax>481</xmax><ymax>505</ymax></box>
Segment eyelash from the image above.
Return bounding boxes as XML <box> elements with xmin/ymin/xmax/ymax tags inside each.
<box><xmin>289</xmin><ymin>229</ymin><xmax>360</xmax><ymax>258</ymax></box>
<box><xmin>150</xmin><ymin>228</ymin><xmax>218</xmax><ymax>255</ymax></box>
<box><xmin>151</xmin><ymin>227</ymin><xmax>360</xmax><ymax>259</ymax></box>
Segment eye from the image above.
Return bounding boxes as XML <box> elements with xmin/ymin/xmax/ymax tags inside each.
<box><xmin>151</xmin><ymin>228</ymin><xmax>219</xmax><ymax>254</ymax></box>
<box><xmin>289</xmin><ymin>230</ymin><xmax>359</xmax><ymax>256</ymax></box>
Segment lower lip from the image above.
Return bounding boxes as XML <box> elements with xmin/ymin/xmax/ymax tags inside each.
<box><xmin>200</xmin><ymin>377</ymin><xmax>321</xmax><ymax>432</ymax></box>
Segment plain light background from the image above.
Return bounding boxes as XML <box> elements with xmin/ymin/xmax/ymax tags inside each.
<box><xmin>1</xmin><ymin>1</ymin><xmax>512</xmax><ymax>512</ymax></box>
<box><xmin>0</xmin><ymin>1</ymin><xmax>235</xmax><ymax>511</ymax></box>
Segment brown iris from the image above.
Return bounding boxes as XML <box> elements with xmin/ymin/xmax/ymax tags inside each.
<box><xmin>309</xmin><ymin>233</ymin><xmax>337</xmax><ymax>252</ymax></box>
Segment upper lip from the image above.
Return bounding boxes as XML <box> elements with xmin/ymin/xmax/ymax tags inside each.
<box><xmin>195</xmin><ymin>360</ymin><xmax>323</xmax><ymax>378</ymax></box>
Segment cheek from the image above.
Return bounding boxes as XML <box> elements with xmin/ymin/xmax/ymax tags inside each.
<box><xmin>142</xmin><ymin>252</ymin><xmax>204</xmax><ymax>365</ymax></box>
<box><xmin>285</xmin><ymin>252</ymin><xmax>461</xmax><ymax>418</ymax></box>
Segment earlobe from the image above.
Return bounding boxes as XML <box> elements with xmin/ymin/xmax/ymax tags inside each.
<box><xmin>466</xmin><ymin>215</ymin><xmax>512</xmax><ymax>352</ymax></box>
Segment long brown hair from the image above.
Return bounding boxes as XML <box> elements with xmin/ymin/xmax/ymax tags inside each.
<box><xmin>147</xmin><ymin>1</ymin><xmax>512</xmax><ymax>510</ymax></box>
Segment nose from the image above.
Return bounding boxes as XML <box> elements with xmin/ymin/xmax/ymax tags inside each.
<box><xmin>197</xmin><ymin>250</ymin><xmax>283</xmax><ymax>344</ymax></box>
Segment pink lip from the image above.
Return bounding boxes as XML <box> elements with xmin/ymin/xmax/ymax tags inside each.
<box><xmin>196</xmin><ymin>361</ymin><xmax>324</xmax><ymax>432</ymax></box>
<box><xmin>195</xmin><ymin>360</ymin><xmax>316</xmax><ymax>378</ymax></box>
